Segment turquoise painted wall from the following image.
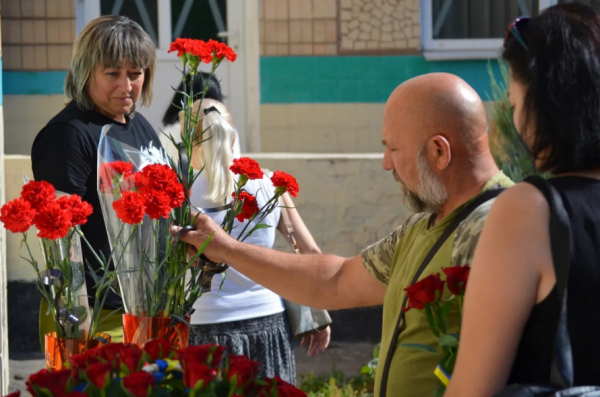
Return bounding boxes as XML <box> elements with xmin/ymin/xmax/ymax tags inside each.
<box><xmin>1</xmin><ymin>56</ymin><xmax>501</xmax><ymax>104</ymax></box>
<box><xmin>260</xmin><ymin>56</ymin><xmax>502</xmax><ymax>103</ymax></box>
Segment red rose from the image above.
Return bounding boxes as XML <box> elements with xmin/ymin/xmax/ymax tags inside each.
<box><xmin>5</xmin><ymin>391</ymin><xmax>21</xmax><ymax>397</ymax></box>
<box><xmin>233</xmin><ymin>191</ymin><xmax>259</xmax><ymax>222</ymax></box>
<box><xmin>403</xmin><ymin>273</ymin><xmax>445</xmax><ymax>311</ymax></box>
<box><xmin>57</xmin><ymin>195</ymin><xmax>93</xmax><ymax>226</ymax></box>
<box><xmin>34</xmin><ymin>202</ymin><xmax>72</xmax><ymax>240</ymax></box>
<box><xmin>122</xmin><ymin>371</ymin><xmax>155</xmax><ymax>397</ymax></box>
<box><xmin>120</xmin><ymin>347</ymin><xmax>143</xmax><ymax>374</ymax></box>
<box><xmin>183</xmin><ymin>361</ymin><xmax>217</xmax><ymax>390</ymax></box>
<box><xmin>95</xmin><ymin>342</ymin><xmax>128</xmax><ymax>366</ymax></box>
<box><xmin>271</xmin><ymin>171</ymin><xmax>299</xmax><ymax>198</ymax></box>
<box><xmin>229</xmin><ymin>157</ymin><xmax>264</xmax><ymax>180</ymax></box>
<box><xmin>21</xmin><ymin>180</ymin><xmax>56</xmax><ymax>211</ymax></box>
<box><xmin>228</xmin><ymin>355</ymin><xmax>260</xmax><ymax>386</ymax></box>
<box><xmin>442</xmin><ymin>265</ymin><xmax>471</xmax><ymax>295</ymax></box>
<box><xmin>0</xmin><ymin>198</ymin><xmax>37</xmax><ymax>233</ymax></box>
<box><xmin>260</xmin><ymin>376</ymin><xmax>307</xmax><ymax>397</ymax></box>
<box><xmin>26</xmin><ymin>368</ymin><xmax>71</xmax><ymax>397</ymax></box>
<box><xmin>143</xmin><ymin>192</ymin><xmax>172</xmax><ymax>219</ymax></box>
<box><xmin>113</xmin><ymin>191</ymin><xmax>146</xmax><ymax>224</ymax></box>
<box><xmin>69</xmin><ymin>351</ymin><xmax>100</xmax><ymax>382</ymax></box>
<box><xmin>143</xmin><ymin>338</ymin><xmax>171</xmax><ymax>361</ymax></box>
<box><xmin>67</xmin><ymin>392</ymin><xmax>89</xmax><ymax>397</ymax></box>
<box><xmin>84</xmin><ymin>362</ymin><xmax>112</xmax><ymax>389</ymax></box>
<box><xmin>179</xmin><ymin>344</ymin><xmax>227</xmax><ymax>368</ymax></box>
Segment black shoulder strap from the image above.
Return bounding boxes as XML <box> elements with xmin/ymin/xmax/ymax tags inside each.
<box><xmin>524</xmin><ymin>175</ymin><xmax>573</xmax><ymax>388</ymax></box>
<box><xmin>379</xmin><ymin>187</ymin><xmax>505</xmax><ymax>397</ymax></box>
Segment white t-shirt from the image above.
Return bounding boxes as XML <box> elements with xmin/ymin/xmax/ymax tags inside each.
<box><xmin>189</xmin><ymin>170</ymin><xmax>284</xmax><ymax>324</ymax></box>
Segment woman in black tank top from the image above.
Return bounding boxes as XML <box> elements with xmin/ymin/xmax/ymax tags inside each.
<box><xmin>446</xmin><ymin>4</ymin><xmax>600</xmax><ymax>396</ymax></box>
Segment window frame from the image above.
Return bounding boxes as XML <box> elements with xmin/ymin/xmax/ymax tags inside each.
<box><xmin>420</xmin><ymin>0</ymin><xmax>558</xmax><ymax>60</ymax></box>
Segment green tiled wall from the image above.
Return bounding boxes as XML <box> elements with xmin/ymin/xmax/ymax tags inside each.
<box><xmin>260</xmin><ymin>55</ymin><xmax>502</xmax><ymax>103</ymax></box>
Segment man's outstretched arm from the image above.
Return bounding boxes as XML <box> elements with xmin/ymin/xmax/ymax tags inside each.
<box><xmin>173</xmin><ymin>215</ymin><xmax>386</xmax><ymax>310</ymax></box>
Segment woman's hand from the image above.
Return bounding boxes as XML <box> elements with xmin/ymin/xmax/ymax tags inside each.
<box><xmin>301</xmin><ymin>326</ymin><xmax>331</xmax><ymax>356</ymax></box>
<box><xmin>170</xmin><ymin>214</ymin><xmax>236</xmax><ymax>264</ymax></box>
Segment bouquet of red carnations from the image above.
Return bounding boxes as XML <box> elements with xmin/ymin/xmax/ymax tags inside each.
<box><xmin>9</xmin><ymin>339</ymin><xmax>306</xmax><ymax>397</ymax></box>
<box><xmin>0</xmin><ymin>180</ymin><xmax>105</xmax><ymax>341</ymax></box>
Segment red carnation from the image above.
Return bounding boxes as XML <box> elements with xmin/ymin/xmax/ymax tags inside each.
<box><xmin>84</xmin><ymin>362</ymin><xmax>112</xmax><ymax>389</ymax></box>
<box><xmin>271</xmin><ymin>171</ymin><xmax>299</xmax><ymax>198</ymax></box>
<box><xmin>0</xmin><ymin>198</ymin><xmax>37</xmax><ymax>233</ymax></box>
<box><xmin>143</xmin><ymin>338</ymin><xmax>171</xmax><ymax>361</ymax></box>
<box><xmin>404</xmin><ymin>273</ymin><xmax>445</xmax><ymax>311</ymax></box>
<box><xmin>67</xmin><ymin>392</ymin><xmax>89</xmax><ymax>397</ymax></box>
<box><xmin>168</xmin><ymin>37</ymin><xmax>192</xmax><ymax>57</ymax></box>
<box><xmin>57</xmin><ymin>195</ymin><xmax>93</xmax><ymax>226</ymax></box>
<box><xmin>228</xmin><ymin>355</ymin><xmax>260</xmax><ymax>386</ymax></box>
<box><xmin>5</xmin><ymin>391</ymin><xmax>20</xmax><ymax>397</ymax></box>
<box><xmin>143</xmin><ymin>191</ymin><xmax>172</xmax><ymax>219</ymax></box>
<box><xmin>233</xmin><ymin>191</ymin><xmax>259</xmax><ymax>222</ymax></box>
<box><xmin>230</xmin><ymin>157</ymin><xmax>263</xmax><ymax>180</ymax></box>
<box><xmin>208</xmin><ymin>39</ymin><xmax>237</xmax><ymax>62</ymax></box>
<box><xmin>183</xmin><ymin>361</ymin><xmax>217</xmax><ymax>390</ymax></box>
<box><xmin>21</xmin><ymin>180</ymin><xmax>56</xmax><ymax>211</ymax></box>
<box><xmin>442</xmin><ymin>265</ymin><xmax>471</xmax><ymax>296</ymax></box>
<box><xmin>35</xmin><ymin>202</ymin><xmax>73</xmax><ymax>240</ymax></box>
<box><xmin>113</xmin><ymin>191</ymin><xmax>146</xmax><ymax>224</ymax></box>
<box><xmin>123</xmin><ymin>371</ymin><xmax>155</xmax><ymax>397</ymax></box>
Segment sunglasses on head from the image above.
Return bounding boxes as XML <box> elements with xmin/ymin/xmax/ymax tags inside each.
<box><xmin>504</xmin><ymin>16</ymin><xmax>530</xmax><ymax>51</ymax></box>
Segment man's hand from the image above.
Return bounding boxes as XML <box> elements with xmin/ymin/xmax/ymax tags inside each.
<box><xmin>301</xmin><ymin>326</ymin><xmax>331</xmax><ymax>356</ymax></box>
<box><xmin>170</xmin><ymin>214</ymin><xmax>235</xmax><ymax>264</ymax></box>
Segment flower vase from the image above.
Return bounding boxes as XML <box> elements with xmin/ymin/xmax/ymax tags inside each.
<box><xmin>45</xmin><ymin>332</ymin><xmax>110</xmax><ymax>370</ymax></box>
<box><xmin>122</xmin><ymin>313</ymin><xmax>191</xmax><ymax>349</ymax></box>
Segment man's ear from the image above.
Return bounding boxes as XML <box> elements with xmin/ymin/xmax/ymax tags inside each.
<box><xmin>427</xmin><ymin>135</ymin><xmax>451</xmax><ymax>171</ymax></box>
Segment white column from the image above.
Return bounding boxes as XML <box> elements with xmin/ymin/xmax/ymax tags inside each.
<box><xmin>227</xmin><ymin>0</ymin><xmax>261</xmax><ymax>152</ymax></box>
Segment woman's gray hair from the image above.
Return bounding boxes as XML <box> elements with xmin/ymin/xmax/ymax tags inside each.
<box><xmin>65</xmin><ymin>15</ymin><xmax>156</xmax><ymax>114</ymax></box>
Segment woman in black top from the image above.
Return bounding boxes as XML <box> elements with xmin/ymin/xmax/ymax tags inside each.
<box><xmin>447</xmin><ymin>4</ymin><xmax>600</xmax><ymax>395</ymax></box>
<box><xmin>31</xmin><ymin>15</ymin><xmax>162</xmax><ymax>343</ymax></box>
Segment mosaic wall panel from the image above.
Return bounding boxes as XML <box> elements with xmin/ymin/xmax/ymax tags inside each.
<box><xmin>260</xmin><ymin>0</ymin><xmax>338</xmax><ymax>56</ymax></box>
<box><xmin>1</xmin><ymin>0</ymin><xmax>76</xmax><ymax>71</ymax></box>
<box><xmin>339</xmin><ymin>0</ymin><xmax>420</xmax><ymax>53</ymax></box>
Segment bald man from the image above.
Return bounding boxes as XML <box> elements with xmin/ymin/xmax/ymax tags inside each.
<box><xmin>173</xmin><ymin>73</ymin><xmax>513</xmax><ymax>396</ymax></box>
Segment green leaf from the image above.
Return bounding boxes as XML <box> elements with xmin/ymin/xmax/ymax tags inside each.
<box><xmin>438</xmin><ymin>334</ymin><xmax>459</xmax><ymax>348</ymax></box>
<box><xmin>399</xmin><ymin>343</ymin><xmax>437</xmax><ymax>354</ymax></box>
<box><xmin>245</xmin><ymin>223</ymin><xmax>273</xmax><ymax>237</ymax></box>
<box><xmin>373</xmin><ymin>343</ymin><xmax>381</xmax><ymax>359</ymax></box>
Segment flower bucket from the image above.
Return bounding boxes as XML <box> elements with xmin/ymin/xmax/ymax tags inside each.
<box><xmin>122</xmin><ymin>313</ymin><xmax>190</xmax><ymax>349</ymax></box>
<box><xmin>45</xmin><ymin>331</ymin><xmax>111</xmax><ymax>370</ymax></box>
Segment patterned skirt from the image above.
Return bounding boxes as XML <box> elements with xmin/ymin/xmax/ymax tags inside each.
<box><xmin>189</xmin><ymin>312</ymin><xmax>296</xmax><ymax>384</ymax></box>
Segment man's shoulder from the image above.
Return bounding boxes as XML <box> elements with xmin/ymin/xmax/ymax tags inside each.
<box><xmin>451</xmin><ymin>197</ymin><xmax>496</xmax><ymax>266</ymax></box>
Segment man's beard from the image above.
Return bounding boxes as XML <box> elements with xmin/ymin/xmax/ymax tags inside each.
<box><xmin>395</xmin><ymin>149</ymin><xmax>448</xmax><ymax>214</ymax></box>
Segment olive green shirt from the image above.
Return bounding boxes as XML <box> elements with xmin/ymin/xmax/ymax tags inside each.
<box><xmin>362</xmin><ymin>172</ymin><xmax>514</xmax><ymax>397</ymax></box>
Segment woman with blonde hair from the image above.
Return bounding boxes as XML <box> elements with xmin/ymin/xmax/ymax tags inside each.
<box><xmin>32</xmin><ymin>15</ymin><xmax>163</xmax><ymax>343</ymax></box>
<box><xmin>185</xmin><ymin>98</ymin><xmax>330</xmax><ymax>383</ymax></box>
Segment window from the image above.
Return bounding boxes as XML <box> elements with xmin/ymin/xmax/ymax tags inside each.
<box><xmin>89</xmin><ymin>0</ymin><xmax>227</xmax><ymax>58</ymax></box>
<box><xmin>421</xmin><ymin>0</ymin><xmax>556</xmax><ymax>59</ymax></box>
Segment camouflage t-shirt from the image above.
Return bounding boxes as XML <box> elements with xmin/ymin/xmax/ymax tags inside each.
<box><xmin>362</xmin><ymin>171</ymin><xmax>514</xmax><ymax>397</ymax></box>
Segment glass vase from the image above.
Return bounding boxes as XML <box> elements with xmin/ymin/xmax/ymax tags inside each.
<box><xmin>44</xmin><ymin>332</ymin><xmax>111</xmax><ymax>370</ymax></box>
<box><xmin>122</xmin><ymin>313</ymin><xmax>190</xmax><ymax>349</ymax></box>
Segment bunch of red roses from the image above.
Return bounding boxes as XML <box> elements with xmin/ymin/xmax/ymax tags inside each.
<box><xmin>0</xmin><ymin>180</ymin><xmax>92</xmax><ymax>240</ymax></box>
<box><xmin>168</xmin><ymin>38</ymin><xmax>237</xmax><ymax>67</ymax></box>
<box><xmin>402</xmin><ymin>265</ymin><xmax>471</xmax><ymax>390</ymax></box>
<box><xmin>103</xmin><ymin>162</ymin><xmax>186</xmax><ymax>224</ymax></box>
<box><xmin>8</xmin><ymin>339</ymin><xmax>305</xmax><ymax>397</ymax></box>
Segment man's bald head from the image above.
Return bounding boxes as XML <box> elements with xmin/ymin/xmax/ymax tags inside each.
<box><xmin>384</xmin><ymin>73</ymin><xmax>488</xmax><ymax>155</ymax></box>
<box><xmin>382</xmin><ymin>73</ymin><xmax>498</xmax><ymax>216</ymax></box>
